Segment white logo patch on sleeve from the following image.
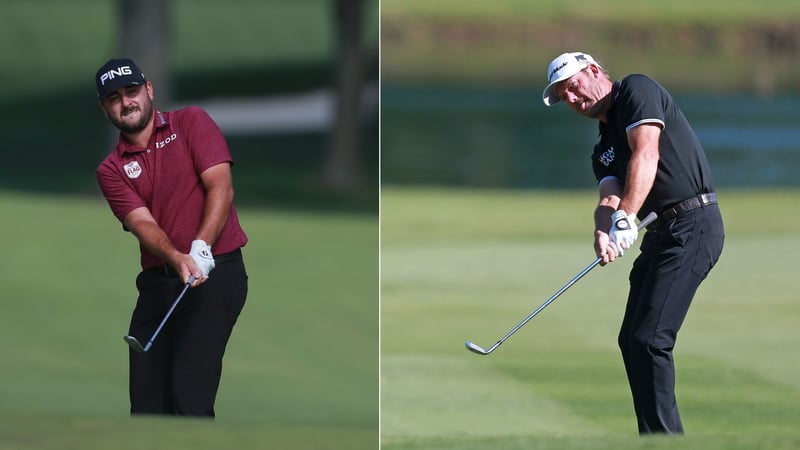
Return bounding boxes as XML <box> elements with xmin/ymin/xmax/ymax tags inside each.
<box><xmin>124</xmin><ymin>161</ymin><xmax>142</xmax><ymax>179</ymax></box>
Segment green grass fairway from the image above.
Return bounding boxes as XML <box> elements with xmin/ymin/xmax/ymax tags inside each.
<box><xmin>381</xmin><ymin>187</ymin><xmax>800</xmax><ymax>449</ymax></box>
<box><xmin>382</xmin><ymin>0</ymin><xmax>800</xmax><ymax>23</ymax></box>
<box><xmin>0</xmin><ymin>191</ymin><xmax>377</xmax><ymax>450</ymax></box>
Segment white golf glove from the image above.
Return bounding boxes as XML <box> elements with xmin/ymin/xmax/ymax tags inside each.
<box><xmin>189</xmin><ymin>239</ymin><xmax>216</xmax><ymax>277</ymax></box>
<box><xmin>609</xmin><ymin>210</ymin><xmax>638</xmax><ymax>256</ymax></box>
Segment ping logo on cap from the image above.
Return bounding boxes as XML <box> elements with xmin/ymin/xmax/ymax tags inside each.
<box><xmin>99</xmin><ymin>66</ymin><xmax>133</xmax><ymax>86</ymax></box>
<box><xmin>95</xmin><ymin>58</ymin><xmax>146</xmax><ymax>100</ymax></box>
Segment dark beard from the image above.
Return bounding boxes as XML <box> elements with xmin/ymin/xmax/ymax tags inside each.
<box><xmin>110</xmin><ymin>101</ymin><xmax>153</xmax><ymax>134</ymax></box>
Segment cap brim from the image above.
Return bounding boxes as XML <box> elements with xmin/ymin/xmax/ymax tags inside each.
<box><xmin>98</xmin><ymin>80</ymin><xmax>144</xmax><ymax>101</ymax></box>
<box><xmin>542</xmin><ymin>83</ymin><xmax>560</xmax><ymax>106</ymax></box>
<box><xmin>543</xmin><ymin>75</ymin><xmax>571</xmax><ymax>106</ymax></box>
<box><xmin>542</xmin><ymin>62</ymin><xmax>593</xmax><ymax>106</ymax></box>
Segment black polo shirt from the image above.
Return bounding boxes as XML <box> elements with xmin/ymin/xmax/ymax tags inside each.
<box><xmin>591</xmin><ymin>75</ymin><xmax>715</xmax><ymax>216</ymax></box>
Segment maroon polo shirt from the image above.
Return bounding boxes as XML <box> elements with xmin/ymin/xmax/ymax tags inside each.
<box><xmin>97</xmin><ymin>106</ymin><xmax>248</xmax><ymax>270</ymax></box>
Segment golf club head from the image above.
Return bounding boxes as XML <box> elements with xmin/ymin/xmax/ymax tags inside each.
<box><xmin>465</xmin><ymin>341</ymin><xmax>491</xmax><ymax>355</ymax></box>
<box><xmin>123</xmin><ymin>335</ymin><xmax>146</xmax><ymax>353</ymax></box>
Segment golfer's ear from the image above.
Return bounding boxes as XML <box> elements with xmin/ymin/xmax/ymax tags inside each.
<box><xmin>146</xmin><ymin>81</ymin><xmax>154</xmax><ymax>100</ymax></box>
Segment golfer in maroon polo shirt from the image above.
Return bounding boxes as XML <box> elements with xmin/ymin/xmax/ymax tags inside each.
<box><xmin>95</xmin><ymin>58</ymin><xmax>248</xmax><ymax>417</ymax></box>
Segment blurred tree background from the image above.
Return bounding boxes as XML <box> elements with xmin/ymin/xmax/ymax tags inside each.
<box><xmin>0</xmin><ymin>0</ymin><xmax>379</xmax><ymax>211</ymax></box>
<box><xmin>381</xmin><ymin>0</ymin><xmax>800</xmax><ymax>190</ymax></box>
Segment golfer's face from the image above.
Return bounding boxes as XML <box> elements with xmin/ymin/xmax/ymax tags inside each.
<box><xmin>555</xmin><ymin>68</ymin><xmax>605</xmax><ymax>119</ymax></box>
<box><xmin>101</xmin><ymin>83</ymin><xmax>154</xmax><ymax>133</ymax></box>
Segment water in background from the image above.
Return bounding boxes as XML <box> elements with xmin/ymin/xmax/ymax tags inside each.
<box><xmin>382</xmin><ymin>84</ymin><xmax>800</xmax><ymax>189</ymax></box>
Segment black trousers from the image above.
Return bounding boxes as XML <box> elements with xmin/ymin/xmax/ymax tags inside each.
<box><xmin>128</xmin><ymin>249</ymin><xmax>248</xmax><ymax>417</ymax></box>
<box><xmin>619</xmin><ymin>204</ymin><xmax>724</xmax><ymax>434</ymax></box>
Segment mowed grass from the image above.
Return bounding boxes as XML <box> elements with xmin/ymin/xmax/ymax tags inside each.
<box><xmin>382</xmin><ymin>0</ymin><xmax>800</xmax><ymax>24</ymax></box>
<box><xmin>381</xmin><ymin>187</ymin><xmax>800</xmax><ymax>449</ymax></box>
<box><xmin>0</xmin><ymin>191</ymin><xmax>378</xmax><ymax>450</ymax></box>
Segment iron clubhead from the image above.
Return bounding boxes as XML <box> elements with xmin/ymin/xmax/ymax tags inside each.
<box><xmin>124</xmin><ymin>335</ymin><xmax>146</xmax><ymax>353</ymax></box>
<box><xmin>465</xmin><ymin>341</ymin><xmax>491</xmax><ymax>355</ymax></box>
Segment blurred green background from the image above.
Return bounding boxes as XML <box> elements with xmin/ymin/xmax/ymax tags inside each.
<box><xmin>381</xmin><ymin>2</ymin><xmax>800</xmax><ymax>450</ymax></box>
<box><xmin>1</xmin><ymin>1</ymin><xmax>379</xmax><ymax>449</ymax></box>
<box><xmin>2</xmin><ymin>0</ymin><xmax>379</xmax><ymax>209</ymax></box>
<box><xmin>382</xmin><ymin>0</ymin><xmax>800</xmax><ymax>189</ymax></box>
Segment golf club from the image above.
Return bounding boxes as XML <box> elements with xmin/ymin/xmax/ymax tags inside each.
<box><xmin>466</xmin><ymin>212</ymin><xmax>657</xmax><ymax>356</ymax></box>
<box><xmin>124</xmin><ymin>275</ymin><xmax>195</xmax><ymax>353</ymax></box>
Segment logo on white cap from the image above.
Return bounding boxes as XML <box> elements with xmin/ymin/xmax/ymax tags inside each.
<box><xmin>542</xmin><ymin>52</ymin><xmax>599</xmax><ymax>106</ymax></box>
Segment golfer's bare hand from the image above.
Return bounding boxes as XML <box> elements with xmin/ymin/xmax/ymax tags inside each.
<box><xmin>183</xmin><ymin>264</ymin><xmax>206</xmax><ymax>287</ymax></box>
<box><xmin>595</xmin><ymin>230</ymin><xmax>620</xmax><ymax>266</ymax></box>
<box><xmin>170</xmin><ymin>254</ymin><xmax>206</xmax><ymax>287</ymax></box>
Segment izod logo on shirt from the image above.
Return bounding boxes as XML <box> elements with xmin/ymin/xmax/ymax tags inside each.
<box><xmin>156</xmin><ymin>133</ymin><xmax>178</xmax><ymax>149</ymax></box>
<box><xmin>124</xmin><ymin>161</ymin><xmax>142</xmax><ymax>179</ymax></box>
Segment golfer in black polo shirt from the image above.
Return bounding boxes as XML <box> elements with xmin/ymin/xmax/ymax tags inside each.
<box><xmin>542</xmin><ymin>52</ymin><xmax>725</xmax><ymax>434</ymax></box>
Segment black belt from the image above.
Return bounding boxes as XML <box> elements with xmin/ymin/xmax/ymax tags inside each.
<box><xmin>647</xmin><ymin>193</ymin><xmax>717</xmax><ymax>231</ymax></box>
<box><xmin>160</xmin><ymin>248</ymin><xmax>242</xmax><ymax>277</ymax></box>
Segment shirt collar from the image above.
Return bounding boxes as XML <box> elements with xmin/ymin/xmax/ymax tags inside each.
<box><xmin>155</xmin><ymin>110</ymin><xmax>169</xmax><ymax>128</ymax></box>
<box><xmin>598</xmin><ymin>82</ymin><xmax>621</xmax><ymax>135</ymax></box>
<box><xmin>115</xmin><ymin>110</ymin><xmax>169</xmax><ymax>154</ymax></box>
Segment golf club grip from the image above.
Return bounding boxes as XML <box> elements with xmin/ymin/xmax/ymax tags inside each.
<box><xmin>637</xmin><ymin>211</ymin><xmax>658</xmax><ymax>231</ymax></box>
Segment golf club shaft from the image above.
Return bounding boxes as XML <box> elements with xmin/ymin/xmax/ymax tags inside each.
<box><xmin>467</xmin><ymin>212</ymin><xmax>657</xmax><ymax>355</ymax></box>
<box><xmin>143</xmin><ymin>275</ymin><xmax>195</xmax><ymax>351</ymax></box>
<box><xmin>486</xmin><ymin>257</ymin><xmax>602</xmax><ymax>352</ymax></box>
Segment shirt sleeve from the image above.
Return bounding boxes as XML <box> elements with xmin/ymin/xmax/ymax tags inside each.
<box><xmin>96</xmin><ymin>160</ymin><xmax>146</xmax><ymax>224</ymax></box>
<box><xmin>181</xmin><ymin>107</ymin><xmax>234</xmax><ymax>174</ymax></box>
<box><xmin>617</xmin><ymin>75</ymin><xmax>666</xmax><ymax>132</ymax></box>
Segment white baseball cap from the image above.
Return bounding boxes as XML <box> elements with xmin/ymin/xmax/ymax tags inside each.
<box><xmin>542</xmin><ymin>52</ymin><xmax>601</xmax><ymax>106</ymax></box>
